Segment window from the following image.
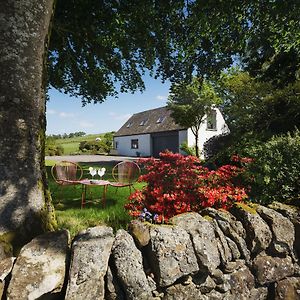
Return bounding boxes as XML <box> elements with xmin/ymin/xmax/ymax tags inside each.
<box><xmin>126</xmin><ymin>122</ymin><xmax>133</xmax><ymax>128</ymax></box>
<box><xmin>115</xmin><ymin>141</ymin><xmax>118</xmax><ymax>149</ymax></box>
<box><xmin>156</xmin><ymin>116</ymin><xmax>165</xmax><ymax>123</ymax></box>
<box><xmin>131</xmin><ymin>139</ymin><xmax>139</xmax><ymax>149</ymax></box>
<box><xmin>139</xmin><ymin>119</ymin><xmax>148</xmax><ymax>126</ymax></box>
<box><xmin>206</xmin><ymin>109</ymin><xmax>217</xmax><ymax>130</ymax></box>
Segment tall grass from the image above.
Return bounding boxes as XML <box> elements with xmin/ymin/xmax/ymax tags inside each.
<box><xmin>46</xmin><ymin>160</ymin><xmax>143</xmax><ymax>237</ymax></box>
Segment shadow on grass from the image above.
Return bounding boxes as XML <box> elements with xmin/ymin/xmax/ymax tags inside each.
<box><xmin>46</xmin><ymin>162</ymin><xmax>140</xmax><ymax>236</ymax></box>
<box><xmin>54</xmin><ymin>196</ymin><xmax>119</xmax><ymax>211</ymax></box>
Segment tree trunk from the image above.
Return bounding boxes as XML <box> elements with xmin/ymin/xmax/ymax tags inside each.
<box><xmin>195</xmin><ymin>134</ymin><xmax>199</xmax><ymax>158</ymax></box>
<box><xmin>0</xmin><ymin>0</ymin><xmax>56</xmax><ymax>248</ymax></box>
<box><xmin>191</xmin><ymin>126</ymin><xmax>200</xmax><ymax>158</ymax></box>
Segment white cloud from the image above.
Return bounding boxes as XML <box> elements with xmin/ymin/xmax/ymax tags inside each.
<box><xmin>109</xmin><ymin>112</ymin><xmax>132</xmax><ymax>121</ymax></box>
<box><xmin>47</xmin><ymin>109</ymin><xmax>56</xmax><ymax>115</ymax></box>
<box><xmin>79</xmin><ymin>121</ymin><xmax>95</xmax><ymax>128</ymax></box>
<box><xmin>59</xmin><ymin>112</ymin><xmax>75</xmax><ymax>118</ymax></box>
<box><xmin>156</xmin><ymin>95</ymin><xmax>168</xmax><ymax>101</ymax></box>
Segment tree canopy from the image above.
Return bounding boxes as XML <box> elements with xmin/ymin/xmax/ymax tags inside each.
<box><xmin>218</xmin><ymin>70</ymin><xmax>300</xmax><ymax>140</ymax></box>
<box><xmin>201</xmin><ymin>69</ymin><xmax>300</xmax><ymax>163</ymax></box>
<box><xmin>48</xmin><ymin>0</ymin><xmax>300</xmax><ymax>106</ymax></box>
<box><xmin>176</xmin><ymin>0</ymin><xmax>300</xmax><ymax>85</ymax></box>
<box><xmin>168</xmin><ymin>78</ymin><xmax>221</xmax><ymax>157</ymax></box>
<box><xmin>239</xmin><ymin>1</ymin><xmax>300</xmax><ymax>86</ymax></box>
<box><xmin>48</xmin><ymin>0</ymin><xmax>186</xmax><ymax>104</ymax></box>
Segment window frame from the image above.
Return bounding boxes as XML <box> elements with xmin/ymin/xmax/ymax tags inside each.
<box><xmin>139</xmin><ymin>119</ymin><xmax>148</xmax><ymax>126</ymax></box>
<box><xmin>131</xmin><ymin>139</ymin><xmax>139</xmax><ymax>149</ymax></box>
<box><xmin>156</xmin><ymin>116</ymin><xmax>165</xmax><ymax>123</ymax></box>
<box><xmin>206</xmin><ymin>109</ymin><xmax>217</xmax><ymax>131</ymax></box>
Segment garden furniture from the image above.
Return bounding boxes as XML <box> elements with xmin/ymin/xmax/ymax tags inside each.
<box><xmin>110</xmin><ymin>161</ymin><xmax>140</xmax><ymax>194</ymax></box>
<box><xmin>79</xmin><ymin>179</ymin><xmax>111</xmax><ymax>208</ymax></box>
<box><xmin>51</xmin><ymin>161</ymin><xmax>83</xmax><ymax>202</ymax></box>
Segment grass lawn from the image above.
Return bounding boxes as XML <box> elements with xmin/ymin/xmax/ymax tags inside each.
<box><xmin>46</xmin><ymin>160</ymin><xmax>143</xmax><ymax>237</ymax></box>
<box><xmin>58</xmin><ymin>142</ymin><xmax>80</xmax><ymax>155</ymax></box>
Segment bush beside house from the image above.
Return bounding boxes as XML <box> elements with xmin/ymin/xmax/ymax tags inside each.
<box><xmin>247</xmin><ymin>130</ymin><xmax>300</xmax><ymax>204</ymax></box>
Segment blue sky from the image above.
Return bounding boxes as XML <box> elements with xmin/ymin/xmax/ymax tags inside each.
<box><xmin>46</xmin><ymin>74</ymin><xmax>171</xmax><ymax>135</ymax></box>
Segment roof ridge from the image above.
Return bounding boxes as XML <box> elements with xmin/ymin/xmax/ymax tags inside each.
<box><xmin>131</xmin><ymin>106</ymin><xmax>167</xmax><ymax>115</ymax></box>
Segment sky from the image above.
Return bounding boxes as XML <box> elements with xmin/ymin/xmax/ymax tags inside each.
<box><xmin>46</xmin><ymin>74</ymin><xmax>171</xmax><ymax>135</ymax></box>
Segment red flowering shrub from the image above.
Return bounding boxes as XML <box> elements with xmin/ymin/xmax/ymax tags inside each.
<box><xmin>125</xmin><ymin>151</ymin><xmax>249</xmax><ymax>223</ymax></box>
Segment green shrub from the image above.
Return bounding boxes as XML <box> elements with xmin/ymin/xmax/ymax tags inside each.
<box><xmin>179</xmin><ymin>142</ymin><xmax>196</xmax><ymax>156</ymax></box>
<box><xmin>203</xmin><ymin>133</ymin><xmax>232</xmax><ymax>162</ymax></box>
<box><xmin>45</xmin><ymin>137</ymin><xmax>64</xmax><ymax>156</ymax></box>
<box><xmin>79</xmin><ymin>141</ymin><xmax>101</xmax><ymax>153</ymax></box>
<box><xmin>56</xmin><ymin>145</ymin><xmax>64</xmax><ymax>156</ymax></box>
<box><xmin>79</xmin><ymin>141</ymin><xmax>88</xmax><ymax>151</ymax></box>
<box><xmin>79</xmin><ymin>134</ymin><xmax>113</xmax><ymax>154</ymax></box>
<box><xmin>248</xmin><ymin>130</ymin><xmax>300</xmax><ymax>204</ymax></box>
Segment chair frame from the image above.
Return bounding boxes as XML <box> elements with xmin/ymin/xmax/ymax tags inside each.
<box><xmin>111</xmin><ymin>160</ymin><xmax>141</xmax><ymax>193</ymax></box>
<box><xmin>51</xmin><ymin>161</ymin><xmax>83</xmax><ymax>202</ymax></box>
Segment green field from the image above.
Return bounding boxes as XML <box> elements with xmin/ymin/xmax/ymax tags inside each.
<box><xmin>55</xmin><ymin>133</ymin><xmax>106</xmax><ymax>155</ymax></box>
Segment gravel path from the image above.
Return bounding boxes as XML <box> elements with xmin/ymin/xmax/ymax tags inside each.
<box><xmin>45</xmin><ymin>154</ymin><xmax>137</xmax><ymax>163</ymax></box>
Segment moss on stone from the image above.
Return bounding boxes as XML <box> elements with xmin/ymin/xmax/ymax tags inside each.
<box><xmin>269</xmin><ymin>201</ymin><xmax>299</xmax><ymax>212</ymax></box>
<box><xmin>249</xmin><ymin>203</ymin><xmax>259</xmax><ymax>210</ymax></box>
<box><xmin>148</xmin><ymin>222</ymin><xmax>175</xmax><ymax>228</ymax></box>
<box><xmin>40</xmin><ymin>188</ymin><xmax>57</xmax><ymax>232</ymax></box>
<box><xmin>0</xmin><ymin>232</ymin><xmax>14</xmax><ymax>256</ymax></box>
<box><xmin>235</xmin><ymin>202</ymin><xmax>258</xmax><ymax>215</ymax></box>
<box><xmin>203</xmin><ymin>215</ymin><xmax>213</xmax><ymax>222</ymax></box>
<box><xmin>0</xmin><ymin>230</ymin><xmax>31</xmax><ymax>256</ymax></box>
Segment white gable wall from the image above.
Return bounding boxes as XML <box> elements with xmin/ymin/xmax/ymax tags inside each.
<box><xmin>186</xmin><ymin>108</ymin><xmax>228</xmax><ymax>158</ymax></box>
<box><xmin>114</xmin><ymin>134</ymin><xmax>151</xmax><ymax>157</ymax></box>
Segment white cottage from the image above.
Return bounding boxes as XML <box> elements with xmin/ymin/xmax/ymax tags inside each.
<box><xmin>113</xmin><ymin>106</ymin><xmax>228</xmax><ymax>158</ymax></box>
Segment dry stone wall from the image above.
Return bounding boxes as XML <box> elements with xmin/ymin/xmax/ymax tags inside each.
<box><xmin>1</xmin><ymin>201</ymin><xmax>300</xmax><ymax>299</ymax></box>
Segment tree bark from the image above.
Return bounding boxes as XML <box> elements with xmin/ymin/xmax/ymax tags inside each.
<box><xmin>0</xmin><ymin>0</ymin><xmax>56</xmax><ymax>247</ymax></box>
<box><xmin>191</xmin><ymin>126</ymin><xmax>200</xmax><ymax>158</ymax></box>
<box><xmin>195</xmin><ymin>134</ymin><xmax>199</xmax><ymax>158</ymax></box>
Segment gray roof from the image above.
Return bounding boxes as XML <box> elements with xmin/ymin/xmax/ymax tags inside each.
<box><xmin>114</xmin><ymin>106</ymin><xmax>186</xmax><ymax>137</ymax></box>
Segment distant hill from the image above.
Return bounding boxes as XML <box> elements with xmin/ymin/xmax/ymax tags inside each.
<box><xmin>55</xmin><ymin>133</ymin><xmax>107</xmax><ymax>155</ymax></box>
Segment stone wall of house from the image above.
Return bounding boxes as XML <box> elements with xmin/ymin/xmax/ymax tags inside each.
<box><xmin>1</xmin><ymin>201</ymin><xmax>300</xmax><ymax>300</ymax></box>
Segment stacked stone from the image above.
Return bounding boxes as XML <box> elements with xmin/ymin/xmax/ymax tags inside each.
<box><xmin>1</xmin><ymin>202</ymin><xmax>300</xmax><ymax>299</ymax></box>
